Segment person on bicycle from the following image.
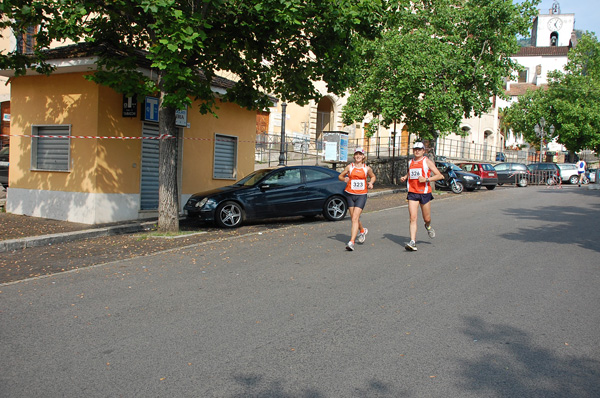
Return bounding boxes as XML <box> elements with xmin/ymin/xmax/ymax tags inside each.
<box><xmin>399</xmin><ymin>142</ymin><xmax>443</xmax><ymax>251</ymax></box>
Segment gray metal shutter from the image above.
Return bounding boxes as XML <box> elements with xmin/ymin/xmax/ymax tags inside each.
<box><xmin>35</xmin><ymin>125</ymin><xmax>70</xmax><ymax>171</ymax></box>
<box><xmin>213</xmin><ymin>134</ymin><xmax>237</xmax><ymax>179</ymax></box>
<box><xmin>140</xmin><ymin>123</ymin><xmax>160</xmax><ymax>210</ymax></box>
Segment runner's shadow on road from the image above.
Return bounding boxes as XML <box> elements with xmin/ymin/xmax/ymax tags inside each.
<box><xmin>382</xmin><ymin>233</ymin><xmax>407</xmax><ymax>246</ymax></box>
<box><xmin>329</xmin><ymin>233</ymin><xmax>350</xmax><ymax>243</ymax></box>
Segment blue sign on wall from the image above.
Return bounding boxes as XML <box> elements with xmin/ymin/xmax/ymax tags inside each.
<box><xmin>144</xmin><ymin>97</ymin><xmax>159</xmax><ymax>122</ymax></box>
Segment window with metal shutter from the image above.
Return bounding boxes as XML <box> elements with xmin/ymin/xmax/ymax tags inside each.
<box><xmin>213</xmin><ymin>134</ymin><xmax>237</xmax><ymax>179</ymax></box>
<box><xmin>140</xmin><ymin>123</ymin><xmax>160</xmax><ymax>210</ymax></box>
<box><xmin>32</xmin><ymin>125</ymin><xmax>70</xmax><ymax>171</ymax></box>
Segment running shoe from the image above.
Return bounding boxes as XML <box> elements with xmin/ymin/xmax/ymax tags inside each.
<box><xmin>357</xmin><ymin>228</ymin><xmax>368</xmax><ymax>244</ymax></box>
<box><xmin>346</xmin><ymin>241</ymin><xmax>355</xmax><ymax>251</ymax></box>
<box><xmin>425</xmin><ymin>224</ymin><xmax>435</xmax><ymax>238</ymax></box>
<box><xmin>405</xmin><ymin>240</ymin><xmax>417</xmax><ymax>251</ymax></box>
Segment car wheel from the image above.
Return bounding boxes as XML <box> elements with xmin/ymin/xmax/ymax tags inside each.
<box><xmin>569</xmin><ymin>175</ymin><xmax>579</xmax><ymax>184</ymax></box>
<box><xmin>517</xmin><ymin>178</ymin><xmax>528</xmax><ymax>187</ymax></box>
<box><xmin>323</xmin><ymin>196</ymin><xmax>347</xmax><ymax>221</ymax></box>
<box><xmin>451</xmin><ymin>181</ymin><xmax>464</xmax><ymax>194</ymax></box>
<box><xmin>215</xmin><ymin>201</ymin><xmax>244</xmax><ymax>228</ymax></box>
<box><xmin>485</xmin><ymin>185</ymin><xmax>496</xmax><ymax>190</ymax></box>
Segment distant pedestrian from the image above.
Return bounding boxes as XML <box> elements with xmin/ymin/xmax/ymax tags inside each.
<box><xmin>339</xmin><ymin>147</ymin><xmax>376</xmax><ymax>251</ymax></box>
<box><xmin>577</xmin><ymin>159</ymin><xmax>587</xmax><ymax>187</ymax></box>
<box><xmin>399</xmin><ymin>142</ymin><xmax>443</xmax><ymax>251</ymax></box>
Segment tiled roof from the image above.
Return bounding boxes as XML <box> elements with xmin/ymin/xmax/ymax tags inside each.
<box><xmin>514</xmin><ymin>46</ymin><xmax>570</xmax><ymax>57</ymax></box>
<box><xmin>505</xmin><ymin>83</ymin><xmax>548</xmax><ymax>96</ymax></box>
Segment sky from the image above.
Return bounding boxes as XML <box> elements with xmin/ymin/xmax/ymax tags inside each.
<box><xmin>530</xmin><ymin>0</ymin><xmax>600</xmax><ymax>36</ymax></box>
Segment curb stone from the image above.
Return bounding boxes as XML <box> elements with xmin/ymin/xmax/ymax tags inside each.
<box><xmin>0</xmin><ymin>221</ymin><xmax>156</xmax><ymax>253</ymax></box>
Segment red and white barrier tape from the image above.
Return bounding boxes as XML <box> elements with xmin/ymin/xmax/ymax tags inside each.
<box><xmin>0</xmin><ymin>134</ymin><xmax>261</xmax><ymax>143</ymax></box>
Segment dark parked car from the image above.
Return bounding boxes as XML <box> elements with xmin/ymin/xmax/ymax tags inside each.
<box><xmin>435</xmin><ymin>161</ymin><xmax>481</xmax><ymax>192</ymax></box>
<box><xmin>456</xmin><ymin>162</ymin><xmax>498</xmax><ymax>190</ymax></box>
<box><xmin>184</xmin><ymin>166</ymin><xmax>348</xmax><ymax>228</ymax></box>
<box><xmin>527</xmin><ymin>162</ymin><xmax>561</xmax><ymax>185</ymax></box>
<box><xmin>0</xmin><ymin>146</ymin><xmax>8</xmax><ymax>188</ymax></box>
<box><xmin>493</xmin><ymin>162</ymin><xmax>530</xmax><ymax>187</ymax></box>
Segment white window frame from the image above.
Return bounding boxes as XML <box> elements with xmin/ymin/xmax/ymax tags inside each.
<box><xmin>31</xmin><ymin>124</ymin><xmax>71</xmax><ymax>172</ymax></box>
<box><xmin>213</xmin><ymin>133</ymin><xmax>238</xmax><ymax>180</ymax></box>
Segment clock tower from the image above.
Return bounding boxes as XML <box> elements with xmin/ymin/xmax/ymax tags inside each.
<box><xmin>530</xmin><ymin>1</ymin><xmax>575</xmax><ymax>47</ymax></box>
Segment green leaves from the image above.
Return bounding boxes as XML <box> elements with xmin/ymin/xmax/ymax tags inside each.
<box><xmin>343</xmin><ymin>0</ymin><xmax>538</xmax><ymax>140</ymax></box>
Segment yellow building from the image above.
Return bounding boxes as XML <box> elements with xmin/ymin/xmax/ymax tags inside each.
<box><xmin>0</xmin><ymin>43</ymin><xmax>260</xmax><ymax>224</ymax></box>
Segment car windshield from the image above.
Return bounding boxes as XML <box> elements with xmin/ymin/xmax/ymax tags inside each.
<box><xmin>233</xmin><ymin>168</ymin><xmax>275</xmax><ymax>186</ymax></box>
<box><xmin>448</xmin><ymin>163</ymin><xmax>462</xmax><ymax>172</ymax></box>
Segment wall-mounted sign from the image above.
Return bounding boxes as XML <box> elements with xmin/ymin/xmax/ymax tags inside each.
<box><xmin>175</xmin><ymin>108</ymin><xmax>188</xmax><ymax>127</ymax></box>
<box><xmin>142</xmin><ymin>97</ymin><xmax>187</xmax><ymax>126</ymax></box>
<box><xmin>123</xmin><ymin>95</ymin><xmax>138</xmax><ymax>117</ymax></box>
<box><xmin>2</xmin><ymin>113</ymin><xmax>9</xmax><ymax>122</ymax></box>
<box><xmin>143</xmin><ymin>96</ymin><xmax>159</xmax><ymax>123</ymax></box>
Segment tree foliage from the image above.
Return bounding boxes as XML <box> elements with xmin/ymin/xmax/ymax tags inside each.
<box><xmin>502</xmin><ymin>87</ymin><xmax>550</xmax><ymax>150</ymax></box>
<box><xmin>0</xmin><ymin>0</ymin><xmax>395</xmax><ymax>231</ymax></box>
<box><xmin>505</xmin><ymin>33</ymin><xmax>600</xmax><ymax>153</ymax></box>
<box><xmin>342</xmin><ymin>0</ymin><xmax>538</xmax><ymax>141</ymax></box>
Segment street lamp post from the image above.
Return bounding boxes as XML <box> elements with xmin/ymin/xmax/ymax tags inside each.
<box><xmin>278</xmin><ymin>102</ymin><xmax>287</xmax><ymax>166</ymax></box>
<box><xmin>534</xmin><ymin>117</ymin><xmax>554</xmax><ymax>162</ymax></box>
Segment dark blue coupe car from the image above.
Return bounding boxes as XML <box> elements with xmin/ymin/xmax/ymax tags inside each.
<box><xmin>184</xmin><ymin>166</ymin><xmax>348</xmax><ymax>228</ymax></box>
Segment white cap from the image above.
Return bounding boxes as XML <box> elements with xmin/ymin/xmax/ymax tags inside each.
<box><xmin>354</xmin><ymin>147</ymin><xmax>365</xmax><ymax>154</ymax></box>
<box><xmin>413</xmin><ymin>142</ymin><xmax>425</xmax><ymax>149</ymax></box>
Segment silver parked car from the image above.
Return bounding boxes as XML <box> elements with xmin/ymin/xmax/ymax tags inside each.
<box><xmin>557</xmin><ymin>163</ymin><xmax>584</xmax><ymax>184</ymax></box>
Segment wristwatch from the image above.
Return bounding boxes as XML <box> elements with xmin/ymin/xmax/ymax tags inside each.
<box><xmin>426</xmin><ymin>177</ymin><xmax>430</xmax><ymax>182</ymax></box>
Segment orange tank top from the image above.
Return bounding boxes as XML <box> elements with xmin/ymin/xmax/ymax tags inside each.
<box><xmin>407</xmin><ymin>157</ymin><xmax>431</xmax><ymax>194</ymax></box>
<box><xmin>345</xmin><ymin>163</ymin><xmax>368</xmax><ymax>195</ymax></box>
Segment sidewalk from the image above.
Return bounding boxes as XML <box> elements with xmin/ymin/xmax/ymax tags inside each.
<box><xmin>0</xmin><ymin>186</ymin><xmax>404</xmax><ymax>253</ymax></box>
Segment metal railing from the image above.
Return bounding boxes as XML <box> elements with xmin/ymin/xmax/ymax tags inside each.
<box><xmin>255</xmin><ymin>133</ymin><xmax>599</xmax><ymax>167</ymax></box>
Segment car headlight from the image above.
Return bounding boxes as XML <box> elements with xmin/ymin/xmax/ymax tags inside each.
<box><xmin>463</xmin><ymin>176</ymin><xmax>474</xmax><ymax>180</ymax></box>
<box><xmin>196</xmin><ymin>197</ymin><xmax>209</xmax><ymax>208</ymax></box>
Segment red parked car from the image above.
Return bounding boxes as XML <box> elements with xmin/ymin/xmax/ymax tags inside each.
<box><xmin>457</xmin><ymin>162</ymin><xmax>498</xmax><ymax>190</ymax></box>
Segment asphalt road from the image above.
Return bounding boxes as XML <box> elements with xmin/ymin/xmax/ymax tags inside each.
<box><xmin>1</xmin><ymin>186</ymin><xmax>599</xmax><ymax>397</ymax></box>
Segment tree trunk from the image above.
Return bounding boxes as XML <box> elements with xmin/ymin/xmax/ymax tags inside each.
<box><xmin>157</xmin><ymin>96</ymin><xmax>180</xmax><ymax>233</ymax></box>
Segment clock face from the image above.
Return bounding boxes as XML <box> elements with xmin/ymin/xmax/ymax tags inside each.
<box><xmin>547</xmin><ymin>17</ymin><xmax>563</xmax><ymax>31</ymax></box>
